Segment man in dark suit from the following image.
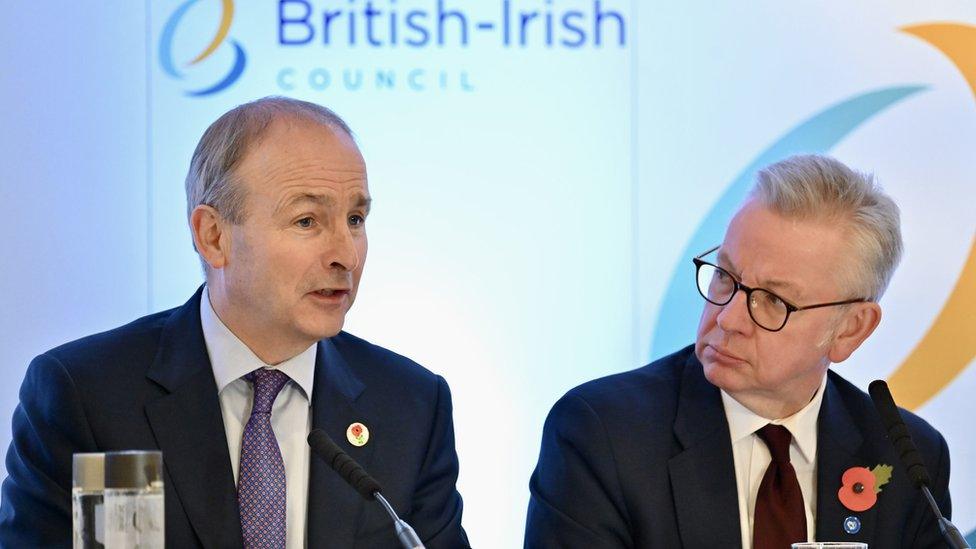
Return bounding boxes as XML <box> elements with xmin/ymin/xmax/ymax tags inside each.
<box><xmin>0</xmin><ymin>97</ymin><xmax>469</xmax><ymax>548</ymax></box>
<box><xmin>525</xmin><ymin>155</ymin><xmax>951</xmax><ymax>548</ymax></box>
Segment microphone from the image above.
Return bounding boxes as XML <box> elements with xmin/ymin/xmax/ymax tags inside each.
<box><xmin>307</xmin><ymin>429</ymin><xmax>426</xmax><ymax>549</ymax></box>
<box><xmin>868</xmin><ymin>380</ymin><xmax>969</xmax><ymax>549</ymax></box>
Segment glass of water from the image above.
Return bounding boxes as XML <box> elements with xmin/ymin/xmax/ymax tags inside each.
<box><xmin>72</xmin><ymin>452</ymin><xmax>105</xmax><ymax>548</ymax></box>
<box><xmin>103</xmin><ymin>451</ymin><xmax>164</xmax><ymax>548</ymax></box>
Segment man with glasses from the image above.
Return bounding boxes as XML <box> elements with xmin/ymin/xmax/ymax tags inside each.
<box><xmin>525</xmin><ymin>155</ymin><xmax>951</xmax><ymax>548</ymax></box>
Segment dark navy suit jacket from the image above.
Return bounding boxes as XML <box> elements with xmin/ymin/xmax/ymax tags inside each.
<box><xmin>0</xmin><ymin>288</ymin><xmax>469</xmax><ymax>548</ymax></box>
<box><xmin>525</xmin><ymin>345</ymin><xmax>951</xmax><ymax>548</ymax></box>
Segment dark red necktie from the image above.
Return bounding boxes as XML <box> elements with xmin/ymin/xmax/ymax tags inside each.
<box><xmin>753</xmin><ymin>424</ymin><xmax>807</xmax><ymax>549</ymax></box>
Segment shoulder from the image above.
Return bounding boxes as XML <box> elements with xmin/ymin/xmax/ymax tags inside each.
<box><xmin>330</xmin><ymin>331</ymin><xmax>447</xmax><ymax>394</ymax></box>
<box><xmin>31</xmin><ymin>307</ymin><xmax>177</xmax><ymax>382</ymax></box>
<box><xmin>561</xmin><ymin>345</ymin><xmax>693</xmax><ymax>416</ymax></box>
<box><xmin>828</xmin><ymin>372</ymin><xmax>947</xmax><ymax>463</ymax></box>
<box><xmin>546</xmin><ymin>345</ymin><xmax>695</xmax><ymax>435</ymax></box>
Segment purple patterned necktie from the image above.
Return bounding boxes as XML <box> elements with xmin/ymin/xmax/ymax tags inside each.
<box><xmin>238</xmin><ymin>368</ymin><xmax>290</xmax><ymax>548</ymax></box>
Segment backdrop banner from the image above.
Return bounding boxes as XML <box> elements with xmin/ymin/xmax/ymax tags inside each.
<box><xmin>1</xmin><ymin>1</ymin><xmax>972</xmax><ymax>545</ymax></box>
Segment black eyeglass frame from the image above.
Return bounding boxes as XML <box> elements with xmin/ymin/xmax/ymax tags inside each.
<box><xmin>692</xmin><ymin>245</ymin><xmax>870</xmax><ymax>332</ymax></box>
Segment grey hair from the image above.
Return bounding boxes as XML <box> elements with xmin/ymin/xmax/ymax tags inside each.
<box><xmin>749</xmin><ymin>154</ymin><xmax>903</xmax><ymax>301</ymax></box>
<box><xmin>185</xmin><ymin>96</ymin><xmax>354</xmax><ymax>225</ymax></box>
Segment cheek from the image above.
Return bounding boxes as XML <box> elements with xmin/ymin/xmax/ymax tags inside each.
<box><xmin>353</xmin><ymin>236</ymin><xmax>368</xmax><ymax>276</ymax></box>
<box><xmin>696</xmin><ymin>304</ymin><xmax>718</xmax><ymax>339</ymax></box>
<box><xmin>242</xmin><ymin>238</ymin><xmax>301</xmax><ymax>296</ymax></box>
<box><xmin>753</xmin><ymin>333</ymin><xmax>809</xmax><ymax>379</ymax></box>
<box><xmin>225</xmin><ymin>233</ymin><xmax>255</xmax><ymax>282</ymax></box>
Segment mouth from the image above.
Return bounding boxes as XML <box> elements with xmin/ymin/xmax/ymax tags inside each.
<box><xmin>308</xmin><ymin>288</ymin><xmax>351</xmax><ymax>304</ymax></box>
<box><xmin>705</xmin><ymin>344</ymin><xmax>746</xmax><ymax>365</ymax></box>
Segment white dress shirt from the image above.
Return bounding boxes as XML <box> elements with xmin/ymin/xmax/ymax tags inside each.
<box><xmin>200</xmin><ymin>288</ymin><xmax>315</xmax><ymax>549</ymax></box>
<box><xmin>721</xmin><ymin>374</ymin><xmax>828</xmax><ymax>549</ymax></box>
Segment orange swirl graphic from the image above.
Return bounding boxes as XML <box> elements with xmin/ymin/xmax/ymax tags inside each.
<box><xmin>189</xmin><ymin>0</ymin><xmax>234</xmax><ymax>66</ymax></box>
<box><xmin>888</xmin><ymin>24</ymin><xmax>976</xmax><ymax>410</ymax></box>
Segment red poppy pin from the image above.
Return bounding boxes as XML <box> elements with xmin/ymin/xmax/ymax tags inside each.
<box><xmin>838</xmin><ymin>464</ymin><xmax>893</xmax><ymax>512</ymax></box>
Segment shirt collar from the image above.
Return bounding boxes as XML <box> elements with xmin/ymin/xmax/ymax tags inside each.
<box><xmin>720</xmin><ymin>373</ymin><xmax>828</xmax><ymax>464</ymax></box>
<box><xmin>200</xmin><ymin>287</ymin><xmax>316</xmax><ymax>402</ymax></box>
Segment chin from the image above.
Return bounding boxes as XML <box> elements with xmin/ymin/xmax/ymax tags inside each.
<box><xmin>701</xmin><ymin>361</ymin><xmax>721</xmax><ymax>386</ymax></box>
<box><xmin>319</xmin><ymin>323</ymin><xmax>345</xmax><ymax>339</ymax></box>
<box><xmin>701</xmin><ymin>360</ymin><xmax>743</xmax><ymax>393</ymax></box>
<box><xmin>299</xmin><ymin>317</ymin><xmax>345</xmax><ymax>341</ymax></box>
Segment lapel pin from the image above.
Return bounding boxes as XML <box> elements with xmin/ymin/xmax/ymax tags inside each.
<box><xmin>838</xmin><ymin>463</ymin><xmax>892</xmax><ymax>512</ymax></box>
<box><xmin>843</xmin><ymin>515</ymin><xmax>862</xmax><ymax>535</ymax></box>
<box><xmin>346</xmin><ymin>422</ymin><xmax>369</xmax><ymax>447</ymax></box>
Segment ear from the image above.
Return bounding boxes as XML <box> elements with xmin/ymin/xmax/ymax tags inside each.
<box><xmin>826</xmin><ymin>302</ymin><xmax>882</xmax><ymax>363</ymax></box>
<box><xmin>189</xmin><ymin>205</ymin><xmax>230</xmax><ymax>270</ymax></box>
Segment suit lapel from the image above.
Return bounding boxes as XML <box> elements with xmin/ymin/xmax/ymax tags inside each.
<box><xmin>144</xmin><ymin>288</ymin><xmax>243</xmax><ymax>549</ymax></box>
<box><xmin>815</xmin><ymin>372</ymin><xmax>877</xmax><ymax>544</ymax></box>
<box><xmin>668</xmin><ymin>354</ymin><xmax>741</xmax><ymax>548</ymax></box>
<box><xmin>306</xmin><ymin>337</ymin><xmax>377</xmax><ymax>549</ymax></box>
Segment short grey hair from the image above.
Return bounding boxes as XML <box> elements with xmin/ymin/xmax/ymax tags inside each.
<box><xmin>185</xmin><ymin>96</ymin><xmax>353</xmax><ymax>225</ymax></box>
<box><xmin>749</xmin><ymin>154</ymin><xmax>903</xmax><ymax>301</ymax></box>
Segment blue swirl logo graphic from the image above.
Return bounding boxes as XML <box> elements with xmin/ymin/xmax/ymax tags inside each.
<box><xmin>159</xmin><ymin>0</ymin><xmax>246</xmax><ymax>97</ymax></box>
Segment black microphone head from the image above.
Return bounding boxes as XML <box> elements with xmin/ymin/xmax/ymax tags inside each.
<box><xmin>307</xmin><ymin>429</ymin><xmax>383</xmax><ymax>500</ymax></box>
<box><xmin>868</xmin><ymin>380</ymin><xmax>931</xmax><ymax>489</ymax></box>
<box><xmin>868</xmin><ymin>379</ymin><xmax>894</xmax><ymax>411</ymax></box>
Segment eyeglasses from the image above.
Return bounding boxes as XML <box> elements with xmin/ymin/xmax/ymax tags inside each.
<box><xmin>692</xmin><ymin>245</ymin><xmax>869</xmax><ymax>332</ymax></box>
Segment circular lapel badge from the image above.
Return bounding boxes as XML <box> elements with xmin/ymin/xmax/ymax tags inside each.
<box><xmin>346</xmin><ymin>422</ymin><xmax>369</xmax><ymax>447</ymax></box>
<box><xmin>843</xmin><ymin>515</ymin><xmax>861</xmax><ymax>535</ymax></box>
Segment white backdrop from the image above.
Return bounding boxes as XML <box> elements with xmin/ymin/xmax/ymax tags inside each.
<box><xmin>1</xmin><ymin>1</ymin><xmax>972</xmax><ymax>546</ymax></box>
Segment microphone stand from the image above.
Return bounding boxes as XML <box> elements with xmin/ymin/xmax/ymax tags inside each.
<box><xmin>869</xmin><ymin>380</ymin><xmax>970</xmax><ymax>549</ymax></box>
<box><xmin>920</xmin><ymin>485</ymin><xmax>969</xmax><ymax>549</ymax></box>
<box><xmin>307</xmin><ymin>429</ymin><xmax>427</xmax><ymax>549</ymax></box>
<box><xmin>374</xmin><ymin>491</ymin><xmax>426</xmax><ymax>549</ymax></box>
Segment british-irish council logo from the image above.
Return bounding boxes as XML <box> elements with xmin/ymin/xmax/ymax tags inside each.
<box><xmin>159</xmin><ymin>0</ymin><xmax>246</xmax><ymax>97</ymax></box>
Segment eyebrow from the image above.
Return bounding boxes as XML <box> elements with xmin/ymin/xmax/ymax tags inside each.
<box><xmin>717</xmin><ymin>249</ymin><xmax>802</xmax><ymax>297</ymax></box>
<box><xmin>275</xmin><ymin>192</ymin><xmax>372</xmax><ymax>214</ymax></box>
<box><xmin>353</xmin><ymin>194</ymin><xmax>372</xmax><ymax>211</ymax></box>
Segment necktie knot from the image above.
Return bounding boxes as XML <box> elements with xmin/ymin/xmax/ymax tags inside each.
<box><xmin>757</xmin><ymin>423</ymin><xmax>793</xmax><ymax>464</ymax></box>
<box><xmin>245</xmin><ymin>368</ymin><xmax>290</xmax><ymax>414</ymax></box>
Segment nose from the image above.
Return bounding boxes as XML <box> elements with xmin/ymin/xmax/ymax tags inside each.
<box><xmin>325</xmin><ymin>224</ymin><xmax>362</xmax><ymax>273</ymax></box>
<box><xmin>715</xmin><ymin>288</ymin><xmax>754</xmax><ymax>336</ymax></box>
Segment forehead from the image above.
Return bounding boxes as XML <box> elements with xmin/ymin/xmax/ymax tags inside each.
<box><xmin>234</xmin><ymin>118</ymin><xmax>368</xmax><ymax>200</ymax></box>
<box><xmin>720</xmin><ymin>200</ymin><xmax>850</xmax><ymax>296</ymax></box>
